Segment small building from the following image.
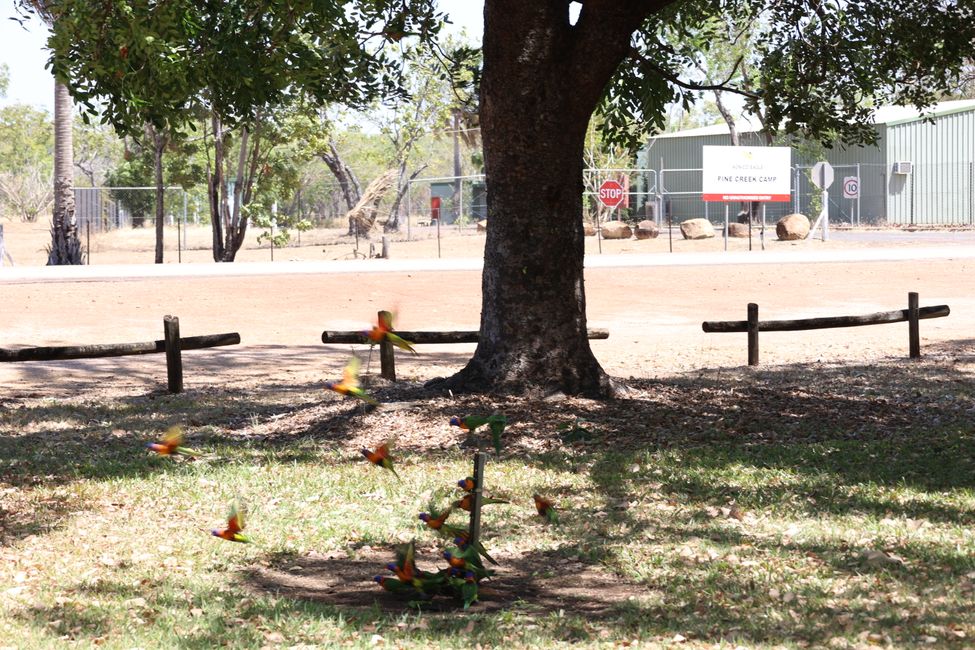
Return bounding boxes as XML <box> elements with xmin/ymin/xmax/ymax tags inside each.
<box><xmin>641</xmin><ymin>100</ymin><xmax>975</xmax><ymax>225</ymax></box>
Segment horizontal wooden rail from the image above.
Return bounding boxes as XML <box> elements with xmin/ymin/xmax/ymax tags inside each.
<box><xmin>1</xmin><ymin>316</ymin><xmax>239</xmax><ymax>394</ymax></box>
<box><xmin>702</xmin><ymin>305</ymin><xmax>949</xmax><ymax>333</ymax></box>
<box><xmin>321</xmin><ymin>328</ymin><xmax>609</xmax><ymax>345</ymax></box>
<box><xmin>0</xmin><ymin>333</ymin><xmax>241</xmax><ymax>362</ymax></box>
<box><xmin>323</xmin><ymin>316</ymin><xmax>609</xmax><ymax>381</ymax></box>
<box><xmin>702</xmin><ymin>293</ymin><xmax>947</xmax><ymax>366</ymax></box>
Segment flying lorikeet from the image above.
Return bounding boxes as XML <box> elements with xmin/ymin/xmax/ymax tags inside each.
<box><xmin>449</xmin><ymin>414</ymin><xmax>508</xmax><ymax>453</ymax></box>
<box><xmin>533</xmin><ymin>493</ymin><xmax>559</xmax><ymax>524</ymax></box>
<box><xmin>211</xmin><ymin>501</ymin><xmax>252</xmax><ymax>543</ymax></box>
<box><xmin>145</xmin><ymin>425</ymin><xmax>199</xmax><ymax>457</ymax></box>
<box><xmin>418</xmin><ymin>506</ymin><xmax>454</xmax><ymax>533</ymax></box>
<box><xmin>324</xmin><ymin>356</ymin><xmax>378</xmax><ymax>405</ymax></box>
<box><xmin>451</xmin><ymin>493</ymin><xmax>509</xmax><ymax>512</ymax></box>
<box><xmin>361</xmin><ymin>441</ymin><xmax>400</xmax><ymax>480</ymax></box>
<box><xmin>362</xmin><ymin>310</ymin><xmax>417</xmax><ymax>355</ymax></box>
<box><xmin>386</xmin><ymin>539</ymin><xmax>419</xmax><ymax>583</ymax></box>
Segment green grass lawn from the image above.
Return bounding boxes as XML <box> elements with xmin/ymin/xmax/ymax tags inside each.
<box><xmin>1</xmin><ymin>357</ymin><xmax>973</xmax><ymax>649</ymax></box>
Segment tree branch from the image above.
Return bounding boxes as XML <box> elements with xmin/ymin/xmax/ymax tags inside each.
<box><xmin>633</xmin><ymin>50</ymin><xmax>760</xmax><ymax>98</ymax></box>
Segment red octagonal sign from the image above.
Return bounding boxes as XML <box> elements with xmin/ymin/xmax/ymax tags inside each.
<box><xmin>598</xmin><ymin>180</ymin><xmax>625</xmax><ymax>208</ymax></box>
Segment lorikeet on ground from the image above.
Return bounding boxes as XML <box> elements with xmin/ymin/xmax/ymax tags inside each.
<box><xmin>443</xmin><ymin>545</ymin><xmax>490</xmax><ymax>580</ymax></box>
<box><xmin>452</xmin><ymin>535</ymin><xmax>498</xmax><ymax>566</ymax></box>
<box><xmin>324</xmin><ymin>356</ymin><xmax>377</xmax><ymax>405</ymax></box>
<box><xmin>451</xmin><ymin>493</ymin><xmax>509</xmax><ymax>512</ymax></box>
<box><xmin>374</xmin><ymin>575</ymin><xmax>416</xmax><ymax>595</ymax></box>
<box><xmin>145</xmin><ymin>425</ymin><xmax>199</xmax><ymax>457</ymax></box>
<box><xmin>361</xmin><ymin>441</ymin><xmax>400</xmax><ymax>480</ymax></box>
<box><xmin>449</xmin><ymin>414</ymin><xmax>508</xmax><ymax>453</ymax></box>
<box><xmin>211</xmin><ymin>501</ymin><xmax>252</xmax><ymax>543</ymax></box>
<box><xmin>457</xmin><ymin>476</ymin><xmax>475</xmax><ymax>492</ymax></box>
<box><xmin>533</xmin><ymin>493</ymin><xmax>559</xmax><ymax>523</ymax></box>
<box><xmin>362</xmin><ymin>310</ymin><xmax>417</xmax><ymax>355</ymax></box>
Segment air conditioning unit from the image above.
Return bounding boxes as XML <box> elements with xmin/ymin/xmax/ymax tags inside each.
<box><xmin>892</xmin><ymin>161</ymin><xmax>913</xmax><ymax>175</ymax></box>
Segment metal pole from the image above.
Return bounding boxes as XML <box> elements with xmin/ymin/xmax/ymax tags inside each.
<box><xmin>760</xmin><ymin>203</ymin><xmax>766</xmax><ymax>251</ymax></box>
<box><xmin>86</xmin><ymin>220</ymin><xmax>91</xmax><ymax>265</ymax></box>
<box><xmin>468</xmin><ymin>452</ymin><xmax>487</xmax><ymax>547</ymax></box>
<box><xmin>406</xmin><ymin>181</ymin><xmax>412</xmax><ymax>241</ymax></box>
<box><xmin>822</xmin><ymin>189</ymin><xmax>829</xmax><ymax>240</ymax></box>
<box><xmin>723</xmin><ymin>204</ymin><xmax>728</xmax><ymax>251</ymax></box>
<box><xmin>436</xmin><ymin>215</ymin><xmax>441</xmax><ymax>259</ymax></box>
<box><xmin>177</xmin><ymin>208</ymin><xmax>182</xmax><ymax>264</ymax></box>
<box><xmin>856</xmin><ymin>163</ymin><xmax>861</xmax><ymax>226</ymax></box>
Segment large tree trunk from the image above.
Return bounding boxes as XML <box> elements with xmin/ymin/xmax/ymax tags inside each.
<box><xmin>443</xmin><ymin>2</ymin><xmax>653</xmax><ymax>397</ymax></box>
<box><xmin>47</xmin><ymin>80</ymin><xmax>82</xmax><ymax>265</ymax></box>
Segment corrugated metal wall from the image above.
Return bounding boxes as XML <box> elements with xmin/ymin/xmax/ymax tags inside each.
<box><xmin>885</xmin><ymin>108</ymin><xmax>975</xmax><ymax>225</ymax></box>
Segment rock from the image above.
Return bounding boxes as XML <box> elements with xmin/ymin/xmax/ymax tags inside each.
<box><xmin>584</xmin><ymin>223</ymin><xmax>597</xmax><ymax>237</ymax></box>
<box><xmin>727</xmin><ymin>222</ymin><xmax>750</xmax><ymax>238</ymax></box>
<box><xmin>680</xmin><ymin>218</ymin><xmax>715</xmax><ymax>240</ymax></box>
<box><xmin>600</xmin><ymin>220</ymin><xmax>632</xmax><ymax>239</ymax></box>
<box><xmin>776</xmin><ymin>213</ymin><xmax>810</xmax><ymax>240</ymax></box>
<box><xmin>476</xmin><ymin>219</ymin><xmax>487</xmax><ymax>232</ymax></box>
<box><xmin>634</xmin><ymin>220</ymin><xmax>659</xmax><ymax>240</ymax></box>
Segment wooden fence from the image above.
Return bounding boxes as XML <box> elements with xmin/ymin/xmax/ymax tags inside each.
<box><xmin>702</xmin><ymin>292</ymin><xmax>950</xmax><ymax>366</ymax></box>
<box><xmin>0</xmin><ymin>315</ymin><xmax>240</xmax><ymax>393</ymax></box>
<box><xmin>322</xmin><ymin>312</ymin><xmax>610</xmax><ymax>381</ymax></box>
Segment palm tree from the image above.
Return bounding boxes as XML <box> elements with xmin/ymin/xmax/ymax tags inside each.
<box><xmin>19</xmin><ymin>1</ymin><xmax>82</xmax><ymax>264</ymax></box>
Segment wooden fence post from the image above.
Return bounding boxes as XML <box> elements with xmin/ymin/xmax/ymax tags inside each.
<box><xmin>468</xmin><ymin>452</ymin><xmax>487</xmax><ymax>547</ymax></box>
<box><xmin>163</xmin><ymin>315</ymin><xmax>183</xmax><ymax>393</ymax></box>
<box><xmin>378</xmin><ymin>310</ymin><xmax>396</xmax><ymax>381</ymax></box>
<box><xmin>747</xmin><ymin>303</ymin><xmax>759</xmax><ymax>366</ymax></box>
<box><xmin>908</xmin><ymin>292</ymin><xmax>920</xmax><ymax>358</ymax></box>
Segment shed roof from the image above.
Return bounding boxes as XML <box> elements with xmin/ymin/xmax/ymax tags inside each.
<box><xmin>655</xmin><ymin>99</ymin><xmax>975</xmax><ymax>139</ymax></box>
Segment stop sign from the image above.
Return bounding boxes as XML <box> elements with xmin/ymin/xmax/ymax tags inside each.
<box><xmin>598</xmin><ymin>180</ymin><xmax>626</xmax><ymax>209</ymax></box>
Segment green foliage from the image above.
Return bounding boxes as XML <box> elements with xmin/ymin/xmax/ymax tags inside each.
<box><xmin>596</xmin><ymin>0</ymin><xmax>975</xmax><ymax>150</ymax></box>
<box><xmin>44</xmin><ymin>0</ymin><xmax>445</xmax><ymax>137</ymax></box>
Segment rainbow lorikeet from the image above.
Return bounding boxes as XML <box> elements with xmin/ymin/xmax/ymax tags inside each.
<box><xmin>211</xmin><ymin>501</ymin><xmax>252</xmax><ymax>543</ymax></box>
<box><xmin>386</xmin><ymin>539</ymin><xmax>419</xmax><ymax>583</ymax></box>
<box><xmin>443</xmin><ymin>545</ymin><xmax>490</xmax><ymax>581</ymax></box>
<box><xmin>418</xmin><ymin>506</ymin><xmax>454</xmax><ymax>533</ymax></box>
<box><xmin>457</xmin><ymin>476</ymin><xmax>475</xmax><ymax>492</ymax></box>
<box><xmin>452</xmin><ymin>535</ymin><xmax>498</xmax><ymax>566</ymax></box>
<box><xmin>449</xmin><ymin>414</ymin><xmax>507</xmax><ymax>453</ymax></box>
<box><xmin>145</xmin><ymin>425</ymin><xmax>199</xmax><ymax>457</ymax></box>
<box><xmin>451</xmin><ymin>493</ymin><xmax>509</xmax><ymax>512</ymax></box>
<box><xmin>374</xmin><ymin>575</ymin><xmax>417</xmax><ymax>596</ymax></box>
<box><xmin>324</xmin><ymin>356</ymin><xmax>377</xmax><ymax>405</ymax></box>
<box><xmin>362</xmin><ymin>310</ymin><xmax>416</xmax><ymax>355</ymax></box>
<box><xmin>361</xmin><ymin>441</ymin><xmax>400</xmax><ymax>480</ymax></box>
<box><xmin>533</xmin><ymin>493</ymin><xmax>559</xmax><ymax>524</ymax></box>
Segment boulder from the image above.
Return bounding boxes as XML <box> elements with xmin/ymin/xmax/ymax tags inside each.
<box><xmin>476</xmin><ymin>219</ymin><xmax>487</xmax><ymax>232</ymax></box>
<box><xmin>584</xmin><ymin>223</ymin><xmax>597</xmax><ymax>237</ymax></box>
<box><xmin>680</xmin><ymin>218</ymin><xmax>715</xmax><ymax>240</ymax></box>
<box><xmin>634</xmin><ymin>220</ymin><xmax>659</xmax><ymax>240</ymax></box>
<box><xmin>727</xmin><ymin>222</ymin><xmax>750</xmax><ymax>238</ymax></box>
<box><xmin>776</xmin><ymin>213</ymin><xmax>810</xmax><ymax>240</ymax></box>
<box><xmin>600</xmin><ymin>220</ymin><xmax>632</xmax><ymax>239</ymax></box>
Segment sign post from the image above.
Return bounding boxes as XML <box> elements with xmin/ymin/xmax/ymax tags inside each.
<box><xmin>843</xmin><ymin>175</ymin><xmax>860</xmax><ymax>226</ymax></box>
<box><xmin>809</xmin><ymin>161</ymin><xmax>834</xmax><ymax>241</ymax></box>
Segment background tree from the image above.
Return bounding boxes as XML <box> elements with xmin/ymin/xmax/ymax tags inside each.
<box><xmin>0</xmin><ymin>104</ymin><xmax>54</xmax><ymax>222</ymax></box>
<box><xmin>41</xmin><ymin>0</ymin><xmax>443</xmax><ymax>262</ymax></box>
<box><xmin>16</xmin><ymin>1</ymin><xmax>83</xmax><ymax>264</ymax></box>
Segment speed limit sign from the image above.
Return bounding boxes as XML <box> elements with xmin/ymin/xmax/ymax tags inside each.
<box><xmin>843</xmin><ymin>176</ymin><xmax>860</xmax><ymax>199</ymax></box>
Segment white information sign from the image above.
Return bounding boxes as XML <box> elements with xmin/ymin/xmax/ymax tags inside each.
<box><xmin>702</xmin><ymin>146</ymin><xmax>791</xmax><ymax>202</ymax></box>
